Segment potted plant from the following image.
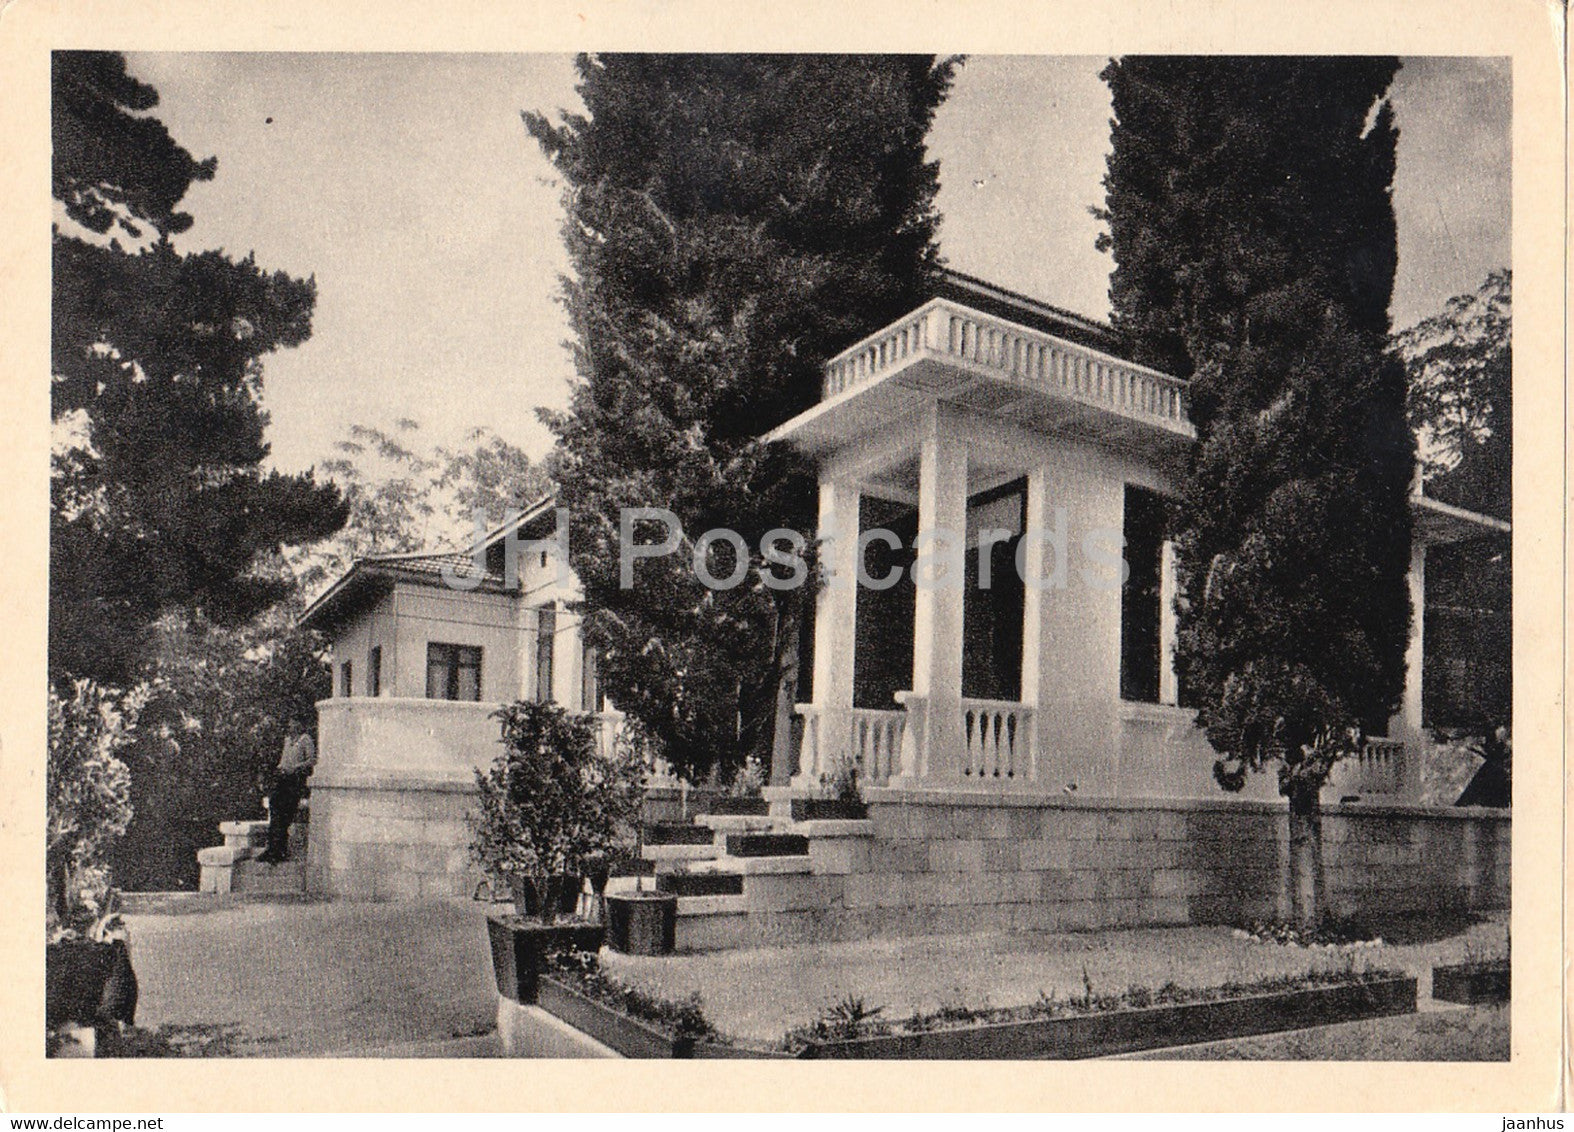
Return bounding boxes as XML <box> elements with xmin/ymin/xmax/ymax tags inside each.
<box><xmin>46</xmin><ymin>680</ymin><xmax>146</xmax><ymax>1057</ymax></box>
<box><xmin>470</xmin><ymin>701</ymin><xmax>643</xmax><ymax>1002</ymax></box>
<box><xmin>604</xmin><ymin>723</ymin><xmax>679</xmax><ymax>956</ymax></box>
<box><xmin>705</xmin><ymin>758</ymin><xmax>769</xmax><ymax>816</ymax></box>
<box><xmin>792</xmin><ymin>754</ymin><xmax>868</xmax><ymax>821</ymax></box>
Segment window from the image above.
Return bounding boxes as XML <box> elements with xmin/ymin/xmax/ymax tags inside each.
<box><xmin>581</xmin><ymin>644</ymin><xmax>604</xmax><ymax>713</ymax></box>
<box><xmin>367</xmin><ymin>646</ymin><xmax>382</xmax><ymax>697</ymax></box>
<box><xmin>339</xmin><ymin>661</ymin><xmax>353</xmax><ymax>698</ymax></box>
<box><xmin>426</xmin><ymin>643</ymin><xmax>482</xmax><ymax>701</ymax></box>
<box><xmin>1120</xmin><ymin>485</ymin><xmax>1168</xmax><ymax>704</ymax></box>
<box><xmin>534</xmin><ymin>606</ymin><xmax>556</xmax><ymax>703</ymax></box>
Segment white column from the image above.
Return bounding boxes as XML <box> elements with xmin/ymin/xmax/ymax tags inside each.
<box><xmin>797</xmin><ymin>477</ymin><xmax>861</xmax><ymax>789</ymax></box>
<box><xmin>896</xmin><ymin>402</ymin><xmax>969</xmax><ymax>784</ymax></box>
<box><xmin>1398</xmin><ymin>541</ymin><xmax>1426</xmax><ymax>734</ymax></box>
<box><xmin>1395</xmin><ymin>540</ymin><xmax>1426</xmax><ymax>798</ymax></box>
<box><xmin>1159</xmin><ymin>539</ymin><xmax>1179</xmax><ymax>706</ymax></box>
<box><xmin>1018</xmin><ymin>464</ymin><xmax>1051</xmax><ymax>783</ymax></box>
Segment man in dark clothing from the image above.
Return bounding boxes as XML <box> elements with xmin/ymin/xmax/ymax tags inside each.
<box><xmin>257</xmin><ymin>719</ymin><xmax>316</xmax><ymax>864</ymax></box>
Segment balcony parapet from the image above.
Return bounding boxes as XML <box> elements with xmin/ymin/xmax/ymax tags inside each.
<box><xmin>820</xmin><ymin>298</ymin><xmax>1193</xmax><ymax>437</ymax></box>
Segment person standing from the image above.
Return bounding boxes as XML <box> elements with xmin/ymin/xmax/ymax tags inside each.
<box><xmin>257</xmin><ymin>716</ymin><xmax>316</xmax><ymax>864</ymax></box>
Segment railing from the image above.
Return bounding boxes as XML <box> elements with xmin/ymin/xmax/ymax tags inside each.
<box><xmin>960</xmin><ymin>698</ymin><xmax>1036</xmax><ymax>782</ymax></box>
<box><xmin>794</xmin><ymin>704</ymin><xmax>907</xmax><ymax>788</ymax></box>
<box><xmin>820</xmin><ymin>298</ymin><xmax>1191</xmax><ymax>434</ymax></box>
<box><xmin>1333</xmin><ymin>737</ymin><xmax>1408</xmax><ymax>799</ymax></box>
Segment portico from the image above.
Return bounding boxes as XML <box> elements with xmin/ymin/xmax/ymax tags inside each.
<box><xmin>771</xmin><ymin>286</ymin><xmax>1508</xmax><ymax>805</ymax></box>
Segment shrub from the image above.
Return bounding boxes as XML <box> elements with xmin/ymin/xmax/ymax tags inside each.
<box><xmin>469</xmin><ymin>701</ymin><xmax>644</xmax><ymax>922</ymax></box>
<box><xmin>47</xmin><ymin>679</ymin><xmax>145</xmax><ymax>935</ymax></box>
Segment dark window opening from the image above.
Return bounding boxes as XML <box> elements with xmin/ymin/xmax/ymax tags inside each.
<box><xmin>427</xmin><ymin>643</ymin><xmax>482</xmax><ymax>701</ymax></box>
<box><xmin>1120</xmin><ymin>485</ymin><xmax>1168</xmax><ymax>704</ymax></box>
<box><xmin>534</xmin><ymin>606</ymin><xmax>557</xmax><ymax>704</ymax></box>
<box><xmin>581</xmin><ymin>644</ymin><xmax>604</xmax><ymax>713</ymax></box>
<box><xmin>339</xmin><ymin>661</ymin><xmax>353</xmax><ymax>698</ymax></box>
<box><xmin>367</xmin><ymin>646</ymin><xmax>382</xmax><ymax>697</ymax></box>
<box><xmin>962</xmin><ymin>478</ymin><xmax>1026</xmax><ymax>702</ymax></box>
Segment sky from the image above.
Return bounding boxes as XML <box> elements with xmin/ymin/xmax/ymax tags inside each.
<box><xmin>123</xmin><ymin>53</ymin><xmax>1511</xmax><ymax>477</ymax></box>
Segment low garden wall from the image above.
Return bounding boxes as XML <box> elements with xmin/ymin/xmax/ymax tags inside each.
<box><xmin>689</xmin><ymin>790</ymin><xmax>1510</xmax><ymax>949</ymax></box>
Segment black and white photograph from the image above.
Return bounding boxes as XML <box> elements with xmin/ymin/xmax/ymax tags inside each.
<box><xmin>4</xmin><ymin>0</ymin><xmax>1564</xmax><ymax>1116</ymax></box>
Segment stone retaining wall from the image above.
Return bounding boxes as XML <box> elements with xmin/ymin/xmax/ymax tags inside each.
<box><xmin>306</xmin><ymin>775</ymin><xmax>720</xmax><ymax>900</ymax></box>
<box><xmin>687</xmin><ymin>790</ymin><xmax>1510</xmax><ymax>949</ymax></box>
<box><xmin>305</xmin><ymin>774</ymin><xmax>478</xmax><ymax>900</ymax></box>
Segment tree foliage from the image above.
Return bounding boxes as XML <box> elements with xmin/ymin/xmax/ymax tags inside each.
<box><xmin>1099</xmin><ymin>57</ymin><xmax>1414</xmax><ymax>799</ymax></box>
<box><xmin>110</xmin><ymin>607</ymin><xmax>333</xmax><ymax>891</ymax></box>
<box><xmin>51</xmin><ymin>51</ymin><xmax>347</xmax><ymax>684</ymax></box>
<box><xmin>1400</xmin><ymin>269</ymin><xmax>1511</xmax><ymax>521</ymax></box>
<box><xmin>48</xmin><ymin>680</ymin><xmax>144</xmax><ymax>929</ymax></box>
<box><xmin>527</xmin><ymin>55</ymin><xmax>957</xmax><ymax>779</ymax></box>
<box><xmin>1399</xmin><ymin>271</ymin><xmax>1512</xmax><ymax>733</ymax></box>
<box><xmin>290</xmin><ymin>420</ymin><xmax>552</xmax><ymax>597</ymax></box>
<box><xmin>468</xmin><ymin>701</ymin><xmax>645</xmax><ymax>922</ymax></box>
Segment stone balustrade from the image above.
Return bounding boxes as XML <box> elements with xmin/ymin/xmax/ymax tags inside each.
<box><xmin>794</xmin><ymin>704</ymin><xmax>907</xmax><ymax>788</ymax></box>
<box><xmin>820</xmin><ymin>297</ymin><xmax>1191</xmax><ymax>435</ymax></box>
<box><xmin>1330</xmin><ymin>736</ymin><xmax>1409</xmax><ymax>799</ymax></box>
<box><xmin>960</xmin><ymin>698</ymin><xmax>1037</xmax><ymax>783</ymax></box>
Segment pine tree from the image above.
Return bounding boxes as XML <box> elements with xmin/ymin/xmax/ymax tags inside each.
<box><xmin>527</xmin><ymin>55</ymin><xmax>956</xmax><ymax>780</ymax></box>
<box><xmin>1099</xmin><ymin>58</ymin><xmax>1414</xmax><ymax>928</ymax></box>
<box><xmin>51</xmin><ymin>52</ymin><xmax>348</xmax><ymax>683</ymax></box>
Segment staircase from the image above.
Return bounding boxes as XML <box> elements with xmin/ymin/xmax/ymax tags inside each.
<box><xmin>635</xmin><ymin>795</ymin><xmax>875</xmax><ymax>952</ymax></box>
<box><xmin>195</xmin><ymin>806</ymin><xmax>309</xmax><ymax>897</ymax></box>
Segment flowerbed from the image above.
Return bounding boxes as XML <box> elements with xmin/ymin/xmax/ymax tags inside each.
<box><xmin>1234</xmin><ymin>919</ymin><xmax>1385</xmax><ymax>949</ymax></box>
<box><xmin>1431</xmin><ymin>959</ymin><xmax>1509</xmax><ymax>1005</ymax></box>
<box><xmin>783</xmin><ymin>967</ymin><xmax>1415</xmax><ymax>1059</ymax></box>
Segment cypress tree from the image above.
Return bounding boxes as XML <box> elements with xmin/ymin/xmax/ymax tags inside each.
<box><xmin>527</xmin><ymin>55</ymin><xmax>956</xmax><ymax>781</ymax></box>
<box><xmin>1099</xmin><ymin>57</ymin><xmax>1414</xmax><ymax>927</ymax></box>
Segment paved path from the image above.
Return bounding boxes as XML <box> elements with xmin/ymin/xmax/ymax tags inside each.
<box><xmin>123</xmin><ymin>896</ymin><xmax>1506</xmax><ymax>1059</ymax></box>
<box><xmin>606</xmin><ymin>912</ymin><xmax>1509</xmax><ymax>1047</ymax></box>
<box><xmin>125</xmin><ymin>897</ymin><xmax>500</xmax><ymax>1057</ymax></box>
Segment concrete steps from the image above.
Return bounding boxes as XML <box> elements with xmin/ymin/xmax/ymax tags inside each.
<box><xmin>656</xmin><ymin>871</ymin><xmax>744</xmax><ymax>897</ymax></box>
<box><xmin>196</xmin><ymin>816</ymin><xmax>309</xmax><ymax>896</ymax></box>
<box><xmin>642</xmin><ymin>802</ymin><xmax>875</xmax><ymax>953</ymax></box>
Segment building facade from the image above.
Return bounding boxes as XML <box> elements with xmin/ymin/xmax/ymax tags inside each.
<box><xmin>292</xmin><ymin>271</ymin><xmax>1510</xmax><ymax>942</ymax></box>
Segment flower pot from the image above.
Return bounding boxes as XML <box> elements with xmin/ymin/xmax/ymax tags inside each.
<box><xmin>485</xmin><ymin>914</ymin><xmax>606</xmax><ymax>1004</ymax></box>
<box><xmin>605</xmin><ymin>891</ymin><xmax>678</xmax><ymax>956</ymax></box>
<box><xmin>46</xmin><ymin>937</ymin><xmax>138</xmax><ymax>1056</ymax></box>
<box><xmin>790</xmin><ymin>797</ymin><xmax>868</xmax><ymax>821</ymax></box>
<box><xmin>507</xmin><ymin>873</ymin><xmax>584</xmax><ymax>920</ymax></box>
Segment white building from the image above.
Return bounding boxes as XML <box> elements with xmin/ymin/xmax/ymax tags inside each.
<box><xmin>286</xmin><ymin>271</ymin><xmax>1508</xmax><ymax>946</ymax></box>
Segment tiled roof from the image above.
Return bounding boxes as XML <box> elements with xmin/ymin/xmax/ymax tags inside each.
<box><xmin>361</xmin><ymin>550</ymin><xmax>509</xmax><ymax>586</ymax></box>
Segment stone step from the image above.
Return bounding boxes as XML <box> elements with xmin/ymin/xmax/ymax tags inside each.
<box><xmin>642</xmin><ymin>823</ymin><xmax>715</xmax><ymax>846</ymax></box>
<box><xmin>725</xmin><ymin>833</ymin><xmax>809</xmax><ymax>858</ymax></box>
<box><xmin>656</xmin><ymin>871</ymin><xmax>744</xmax><ymax>897</ymax></box>
<box><xmin>220</xmin><ymin>820</ymin><xmax>269</xmax><ymax>848</ymax></box>
<box><xmin>231</xmin><ymin>858</ymin><xmax>307</xmax><ymax>895</ymax></box>
<box><xmin>641</xmin><ymin>842</ymin><xmax>719</xmax><ymax>863</ymax></box>
<box><xmin>220</xmin><ymin>821</ymin><xmax>307</xmax><ymax>851</ymax></box>
<box><xmin>788</xmin><ymin>819</ymin><xmax>876</xmax><ymax>839</ymax></box>
<box><xmin>676</xmin><ymin>894</ymin><xmax>746</xmax><ymax>917</ymax></box>
<box><xmin>701</xmin><ymin>797</ymin><xmax>769</xmax><ymax>818</ymax></box>
<box><xmin>197</xmin><ymin>844</ymin><xmax>254</xmax><ymax>867</ymax></box>
<box><xmin>684</xmin><ymin>855</ymin><xmax>812</xmax><ymax>877</ymax></box>
<box><xmin>698</xmin><ymin>814</ymin><xmax>783</xmax><ymax>834</ymax></box>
